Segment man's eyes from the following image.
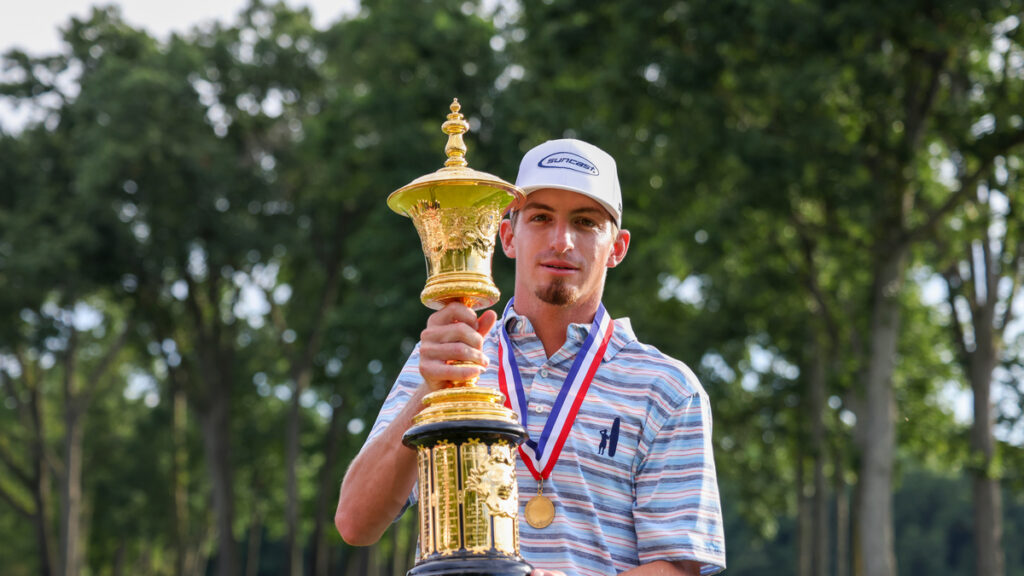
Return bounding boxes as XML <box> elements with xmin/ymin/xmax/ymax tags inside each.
<box><xmin>526</xmin><ymin>213</ymin><xmax>601</xmax><ymax>228</ymax></box>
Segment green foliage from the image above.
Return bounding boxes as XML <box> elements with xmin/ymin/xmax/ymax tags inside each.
<box><xmin>2</xmin><ymin>1</ymin><xmax>1024</xmax><ymax>574</ymax></box>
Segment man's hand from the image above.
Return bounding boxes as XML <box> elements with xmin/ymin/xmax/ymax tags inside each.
<box><xmin>336</xmin><ymin>303</ymin><xmax>496</xmax><ymax>546</ymax></box>
<box><xmin>418</xmin><ymin>302</ymin><xmax>496</xmax><ymax>390</ymax></box>
<box><xmin>531</xmin><ymin>571</ymin><xmax>567</xmax><ymax>576</ymax></box>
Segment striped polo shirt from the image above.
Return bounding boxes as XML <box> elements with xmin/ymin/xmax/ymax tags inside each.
<box><xmin>368</xmin><ymin>305</ymin><xmax>726</xmax><ymax>576</ymax></box>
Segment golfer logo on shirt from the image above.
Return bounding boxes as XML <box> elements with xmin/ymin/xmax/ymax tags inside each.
<box><xmin>597</xmin><ymin>417</ymin><xmax>621</xmax><ymax>457</ymax></box>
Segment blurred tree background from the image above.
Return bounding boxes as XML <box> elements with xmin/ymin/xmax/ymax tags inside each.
<box><xmin>2</xmin><ymin>1</ymin><xmax>1024</xmax><ymax>575</ymax></box>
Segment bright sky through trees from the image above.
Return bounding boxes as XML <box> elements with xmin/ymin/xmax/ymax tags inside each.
<box><xmin>0</xmin><ymin>0</ymin><xmax>358</xmax><ymax>131</ymax></box>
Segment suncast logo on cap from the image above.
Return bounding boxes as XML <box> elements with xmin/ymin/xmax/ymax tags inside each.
<box><xmin>538</xmin><ymin>152</ymin><xmax>600</xmax><ymax>176</ymax></box>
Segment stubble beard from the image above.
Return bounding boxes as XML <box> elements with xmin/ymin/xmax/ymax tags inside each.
<box><xmin>535</xmin><ymin>279</ymin><xmax>577</xmax><ymax>307</ymax></box>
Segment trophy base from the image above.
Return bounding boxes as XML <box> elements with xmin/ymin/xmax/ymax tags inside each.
<box><xmin>411</xmin><ymin>387</ymin><xmax>521</xmax><ymax>427</ymax></box>
<box><xmin>404</xmin><ymin>387</ymin><xmax>529</xmax><ymax>576</ymax></box>
<box><xmin>408</xmin><ymin>555</ymin><xmax>533</xmax><ymax>576</ymax></box>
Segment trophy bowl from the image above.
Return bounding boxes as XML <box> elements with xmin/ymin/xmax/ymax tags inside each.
<box><xmin>388</xmin><ymin>100</ymin><xmax>522</xmax><ymax>311</ymax></box>
<box><xmin>389</xmin><ymin>180</ymin><xmax>516</xmax><ymax>310</ymax></box>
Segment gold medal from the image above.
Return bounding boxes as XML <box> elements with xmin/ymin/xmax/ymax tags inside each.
<box><xmin>524</xmin><ymin>481</ymin><xmax>555</xmax><ymax>529</ymax></box>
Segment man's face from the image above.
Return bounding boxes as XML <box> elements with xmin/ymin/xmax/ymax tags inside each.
<box><xmin>500</xmin><ymin>188</ymin><xmax>629</xmax><ymax>310</ymax></box>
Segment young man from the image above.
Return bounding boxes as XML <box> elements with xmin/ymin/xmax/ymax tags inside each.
<box><xmin>336</xmin><ymin>139</ymin><xmax>726</xmax><ymax>576</ymax></box>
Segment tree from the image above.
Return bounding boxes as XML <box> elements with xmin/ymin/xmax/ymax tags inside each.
<box><xmin>938</xmin><ymin>153</ymin><xmax>1023</xmax><ymax>576</ymax></box>
<box><xmin>676</xmin><ymin>3</ymin><xmax>1024</xmax><ymax>574</ymax></box>
<box><xmin>44</xmin><ymin>7</ymin><xmax>296</xmax><ymax>574</ymax></box>
<box><xmin>0</xmin><ymin>126</ymin><xmax>63</xmax><ymax>576</ymax></box>
<box><xmin>1</xmin><ymin>47</ymin><xmax>137</xmax><ymax>574</ymax></box>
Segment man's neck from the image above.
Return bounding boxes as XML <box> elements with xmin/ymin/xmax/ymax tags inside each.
<box><xmin>513</xmin><ymin>295</ymin><xmax>600</xmax><ymax>358</ymax></box>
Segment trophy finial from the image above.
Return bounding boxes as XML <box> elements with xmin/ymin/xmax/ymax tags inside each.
<box><xmin>442</xmin><ymin>98</ymin><xmax>470</xmax><ymax>168</ymax></box>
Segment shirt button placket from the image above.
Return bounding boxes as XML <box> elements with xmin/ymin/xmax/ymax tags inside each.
<box><xmin>533</xmin><ymin>368</ymin><xmax>549</xmax><ymax>415</ymax></box>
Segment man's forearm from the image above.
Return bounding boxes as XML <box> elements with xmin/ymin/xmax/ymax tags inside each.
<box><xmin>337</xmin><ymin>304</ymin><xmax>492</xmax><ymax>545</ymax></box>
<box><xmin>335</xmin><ymin>385</ymin><xmax>428</xmax><ymax>545</ymax></box>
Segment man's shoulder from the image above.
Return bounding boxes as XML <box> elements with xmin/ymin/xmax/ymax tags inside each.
<box><xmin>614</xmin><ymin>331</ymin><xmax>707</xmax><ymax>401</ymax></box>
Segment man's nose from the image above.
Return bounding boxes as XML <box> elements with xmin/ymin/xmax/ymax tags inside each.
<box><xmin>551</xmin><ymin>221</ymin><xmax>574</xmax><ymax>253</ymax></box>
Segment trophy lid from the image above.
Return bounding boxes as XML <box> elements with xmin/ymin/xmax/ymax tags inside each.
<box><xmin>387</xmin><ymin>99</ymin><xmax>524</xmax><ymax>215</ymax></box>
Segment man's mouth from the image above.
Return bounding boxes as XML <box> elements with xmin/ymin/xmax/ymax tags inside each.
<box><xmin>541</xmin><ymin>261</ymin><xmax>578</xmax><ymax>272</ymax></box>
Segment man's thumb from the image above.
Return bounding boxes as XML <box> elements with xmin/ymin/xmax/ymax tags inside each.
<box><xmin>476</xmin><ymin>309</ymin><xmax>497</xmax><ymax>337</ymax></box>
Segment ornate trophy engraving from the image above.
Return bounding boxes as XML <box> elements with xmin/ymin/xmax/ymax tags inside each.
<box><xmin>388</xmin><ymin>100</ymin><xmax>531</xmax><ymax>576</ymax></box>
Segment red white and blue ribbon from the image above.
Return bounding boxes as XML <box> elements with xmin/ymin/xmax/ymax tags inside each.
<box><xmin>497</xmin><ymin>298</ymin><xmax>614</xmax><ymax>480</ymax></box>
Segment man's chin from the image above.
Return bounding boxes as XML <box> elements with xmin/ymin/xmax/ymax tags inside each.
<box><xmin>535</xmin><ymin>282</ymin><xmax>577</xmax><ymax>307</ymax></box>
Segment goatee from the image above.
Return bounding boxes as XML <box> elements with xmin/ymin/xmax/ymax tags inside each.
<box><xmin>536</xmin><ymin>279</ymin><xmax>576</xmax><ymax>306</ymax></box>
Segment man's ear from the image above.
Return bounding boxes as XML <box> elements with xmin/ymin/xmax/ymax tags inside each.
<box><xmin>499</xmin><ymin>218</ymin><xmax>516</xmax><ymax>258</ymax></box>
<box><xmin>606</xmin><ymin>229</ymin><xmax>630</xmax><ymax>268</ymax></box>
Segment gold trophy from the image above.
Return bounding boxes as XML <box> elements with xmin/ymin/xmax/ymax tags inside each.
<box><xmin>388</xmin><ymin>99</ymin><xmax>531</xmax><ymax>576</ymax></box>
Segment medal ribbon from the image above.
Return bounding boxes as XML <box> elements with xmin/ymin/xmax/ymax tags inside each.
<box><xmin>497</xmin><ymin>298</ymin><xmax>614</xmax><ymax>480</ymax></box>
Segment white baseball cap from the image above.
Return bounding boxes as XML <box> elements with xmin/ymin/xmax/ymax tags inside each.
<box><xmin>514</xmin><ymin>139</ymin><xmax>623</xmax><ymax>226</ymax></box>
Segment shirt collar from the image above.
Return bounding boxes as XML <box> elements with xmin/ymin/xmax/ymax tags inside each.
<box><xmin>500</xmin><ymin>301</ymin><xmax>636</xmax><ymax>362</ymax></box>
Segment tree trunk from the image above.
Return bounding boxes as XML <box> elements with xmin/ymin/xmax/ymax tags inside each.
<box><xmin>184</xmin><ymin>272</ymin><xmax>239</xmax><ymax>576</ymax></box>
<box><xmin>57</xmin><ymin>316</ymin><xmax>129</xmax><ymax>576</ymax></box>
<box><xmin>851</xmin><ymin>478</ymin><xmax>862</xmax><ymax>576</ymax></box>
<box><xmin>405</xmin><ymin>512</ymin><xmax>418</xmax><ymax>572</ymax></box>
<box><xmin>393</xmin><ymin>514</ymin><xmax>413</xmax><ymax>576</ymax></box>
<box><xmin>348</xmin><ymin>546</ymin><xmax>369</xmax><ymax>576</ymax></box>
<box><xmin>286</xmin><ymin>386</ymin><xmax>305</xmax><ymax>576</ymax></box>
<box><xmin>245</xmin><ymin>508</ymin><xmax>263</xmax><ymax>576</ymax></box>
<box><xmin>312</xmin><ymin>403</ymin><xmax>344</xmax><ymax>576</ymax></box>
<box><xmin>172</xmin><ymin>386</ymin><xmax>190</xmax><ymax>576</ymax></box>
<box><xmin>33</xmin><ymin>495</ymin><xmax>57</xmax><ymax>576</ymax></box>
<box><xmin>192</xmin><ymin>523</ymin><xmax>214</xmax><ymax>576</ymax></box>
<box><xmin>969</xmin><ymin>311</ymin><xmax>1004</xmax><ymax>576</ymax></box>
<box><xmin>201</xmin><ymin>387</ymin><xmax>238</xmax><ymax>576</ymax></box>
<box><xmin>59</xmin><ymin>402</ymin><xmax>86</xmax><ymax>576</ymax></box>
<box><xmin>810</xmin><ymin>337</ymin><xmax>829</xmax><ymax>576</ymax></box>
<box><xmin>369</xmin><ymin>540</ymin><xmax>383</xmax><ymax>576</ymax></box>
<box><xmin>27</xmin><ymin>382</ymin><xmax>57</xmax><ymax>576</ymax></box>
<box><xmin>856</xmin><ymin>241</ymin><xmax>906</xmax><ymax>576</ymax></box>
<box><xmin>112</xmin><ymin>543</ymin><xmax>125</xmax><ymax>576</ymax></box>
<box><xmin>285</xmin><ymin>258</ymin><xmax>340</xmax><ymax>576</ymax></box>
<box><xmin>797</xmin><ymin>454</ymin><xmax>812</xmax><ymax>576</ymax></box>
<box><xmin>836</xmin><ymin>468</ymin><xmax>849</xmax><ymax>576</ymax></box>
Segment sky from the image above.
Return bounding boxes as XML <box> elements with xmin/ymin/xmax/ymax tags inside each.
<box><xmin>1</xmin><ymin>0</ymin><xmax>358</xmax><ymax>55</ymax></box>
<box><xmin>0</xmin><ymin>0</ymin><xmax>358</xmax><ymax>131</ymax></box>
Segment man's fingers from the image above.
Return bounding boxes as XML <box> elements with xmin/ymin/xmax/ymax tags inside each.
<box><xmin>419</xmin><ymin>342</ymin><xmax>488</xmax><ymax>387</ymax></box>
<box><xmin>421</xmin><ymin>361</ymin><xmax>486</xmax><ymax>384</ymax></box>
<box><xmin>421</xmin><ymin>322</ymin><xmax>486</xmax><ymax>350</ymax></box>
<box><xmin>419</xmin><ymin>303</ymin><xmax>499</xmax><ymax>389</ymax></box>
<box><xmin>421</xmin><ymin>342</ymin><xmax>489</xmax><ymax>367</ymax></box>
<box><xmin>425</xmin><ymin>301</ymin><xmax>478</xmax><ymax>328</ymax></box>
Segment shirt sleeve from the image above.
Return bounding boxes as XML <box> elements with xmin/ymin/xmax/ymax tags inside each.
<box><xmin>365</xmin><ymin>343</ymin><xmax>424</xmax><ymax>517</ymax></box>
<box><xmin>367</xmin><ymin>343</ymin><xmax>424</xmax><ymax>441</ymax></box>
<box><xmin>634</xmin><ymin>388</ymin><xmax>726</xmax><ymax>575</ymax></box>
